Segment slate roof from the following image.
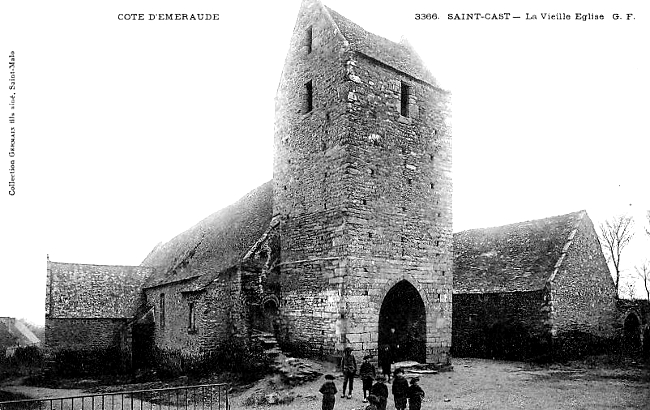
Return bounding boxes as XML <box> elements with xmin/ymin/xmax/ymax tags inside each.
<box><xmin>324</xmin><ymin>6</ymin><xmax>440</xmax><ymax>87</ymax></box>
<box><xmin>453</xmin><ymin>211</ymin><xmax>586</xmax><ymax>294</ymax></box>
<box><xmin>47</xmin><ymin>262</ymin><xmax>152</xmax><ymax>318</ymax></box>
<box><xmin>141</xmin><ymin>181</ymin><xmax>273</xmax><ymax>289</ymax></box>
<box><xmin>0</xmin><ymin>317</ymin><xmax>40</xmax><ymax>347</ymax></box>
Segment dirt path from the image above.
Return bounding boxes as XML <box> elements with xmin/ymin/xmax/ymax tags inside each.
<box><xmin>232</xmin><ymin>357</ymin><xmax>649</xmax><ymax>410</ymax></box>
<box><xmin>0</xmin><ymin>377</ymin><xmax>85</xmax><ymax>401</ymax></box>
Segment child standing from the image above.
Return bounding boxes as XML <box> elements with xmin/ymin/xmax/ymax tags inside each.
<box><xmin>359</xmin><ymin>354</ymin><xmax>376</xmax><ymax>402</ymax></box>
<box><xmin>379</xmin><ymin>344</ymin><xmax>392</xmax><ymax>383</ymax></box>
<box><xmin>370</xmin><ymin>374</ymin><xmax>389</xmax><ymax>410</ymax></box>
<box><xmin>391</xmin><ymin>368</ymin><xmax>409</xmax><ymax>410</ymax></box>
<box><xmin>319</xmin><ymin>374</ymin><xmax>338</xmax><ymax>410</ymax></box>
<box><xmin>407</xmin><ymin>377</ymin><xmax>425</xmax><ymax>410</ymax></box>
<box><xmin>340</xmin><ymin>347</ymin><xmax>357</xmax><ymax>399</ymax></box>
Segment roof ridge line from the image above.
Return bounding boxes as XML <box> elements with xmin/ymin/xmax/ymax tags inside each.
<box><xmin>49</xmin><ymin>260</ymin><xmax>152</xmax><ymax>269</ymax></box>
<box><xmin>454</xmin><ymin>210</ymin><xmax>586</xmax><ymax>235</ymax></box>
<box><xmin>547</xmin><ymin>211</ymin><xmax>586</xmax><ymax>284</ymax></box>
<box><xmin>319</xmin><ymin>2</ymin><xmax>349</xmax><ymax>47</ymax></box>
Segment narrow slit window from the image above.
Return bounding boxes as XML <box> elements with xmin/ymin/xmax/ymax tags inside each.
<box><xmin>305</xmin><ymin>26</ymin><xmax>313</xmax><ymax>53</ymax></box>
<box><xmin>159</xmin><ymin>293</ymin><xmax>165</xmax><ymax>328</ymax></box>
<box><xmin>188</xmin><ymin>302</ymin><xmax>196</xmax><ymax>332</ymax></box>
<box><xmin>400</xmin><ymin>82</ymin><xmax>410</xmax><ymax>117</ymax></box>
<box><xmin>304</xmin><ymin>80</ymin><xmax>313</xmax><ymax>113</ymax></box>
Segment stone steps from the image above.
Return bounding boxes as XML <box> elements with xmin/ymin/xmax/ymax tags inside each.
<box><xmin>252</xmin><ymin>330</ymin><xmax>282</xmax><ymax>358</ymax></box>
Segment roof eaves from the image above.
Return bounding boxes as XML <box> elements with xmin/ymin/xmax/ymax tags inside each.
<box><xmin>354</xmin><ymin>51</ymin><xmax>440</xmax><ymax>90</ymax></box>
<box><xmin>142</xmin><ymin>274</ymin><xmax>202</xmax><ymax>291</ymax></box>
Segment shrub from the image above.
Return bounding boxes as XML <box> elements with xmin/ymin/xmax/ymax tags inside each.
<box><xmin>0</xmin><ymin>345</ymin><xmax>44</xmax><ymax>377</ymax></box>
<box><xmin>48</xmin><ymin>346</ymin><xmax>125</xmax><ymax>376</ymax></box>
<box><xmin>151</xmin><ymin>339</ymin><xmax>273</xmax><ymax>381</ymax></box>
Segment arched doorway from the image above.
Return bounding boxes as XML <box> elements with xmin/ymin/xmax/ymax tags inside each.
<box><xmin>251</xmin><ymin>296</ymin><xmax>280</xmax><ymax>334</ymax></box>
<box><xmin>378</xmin><ymin>280</ymin><xmax>426</xmax><ymax>364</ymax></box>
<box><xmin>623</xmin><ymin>313</ymin><xmax>642</xmax><ymax>356</ymax></box>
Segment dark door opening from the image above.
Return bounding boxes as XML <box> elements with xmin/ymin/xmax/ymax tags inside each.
<box><xmin>253</xmin><ymin>297</ymin><xmax>280</xmax><ymax>335</ymax></box>
<box><xmin>132</xmin><ymin>321</ymin><xmax>155</xmax><ymax>370</ymax></box>
<box><xmin>378</xmin><ymin>280</ymin><xmax>426</xmax><ymax>364</ymax></box>
<box><xmin>623</xmin><ymin>313</ymin><xmax>641</xmax><ymax>356</ymax></box>
<box><xmin>263</xmin><ymin>299</ymin><xmax>279</xmax><ymax>334</ymax></box>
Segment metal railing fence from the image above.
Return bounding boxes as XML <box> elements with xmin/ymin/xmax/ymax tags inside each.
<box><xmin>0</xmin><ymin>383</ymin><xmax>229</xmax><ymax>410</ymax></box>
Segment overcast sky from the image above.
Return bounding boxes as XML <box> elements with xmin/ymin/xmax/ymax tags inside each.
<box><xmin>1</xmin><ymin>0</ymin><xmax>648</xmax><ymax>325</ymax></box>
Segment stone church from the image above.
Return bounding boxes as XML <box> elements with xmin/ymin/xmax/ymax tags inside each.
<box><xmin>45</xmin><ymin>0</ymin><xmax>453</xmax><ymax>370</ymax></box>
<box><xmin>45</xmin><ymin>0</ymin><xmax>642</xmax><ymax>370</ymax></box>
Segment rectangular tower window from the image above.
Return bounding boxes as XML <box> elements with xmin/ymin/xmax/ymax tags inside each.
<box><xmin>188</xmin><ymin>302</ymin><xmax>196</xmax><ymax>332</ymax></box>
<box><xmin>159</xmin><ymin>293</ymin><xmax>165</xmax><ymax>328</ymax></box>
<box><xmin>305</xmin><ymin>26</ymin><xmax>313</xmax><ymax>54</ymax></box>
<box><xmin>400</xmin><ymin>82</ymin><xmax>410</xmax><ymax>117</ymax></box>
<box><xmin>304</xmin><ymin>80</ymin><xmax>313</xmax><ymax>113</ymax></box>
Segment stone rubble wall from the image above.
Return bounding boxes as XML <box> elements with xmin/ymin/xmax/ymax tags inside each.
<box><xmin>550</xmin><ymin>214</ymin><xmax>618</xmax><ymax>339</ymax></box>
<box><xmin>272</xmin><ymin>1</ymin><xmax>353</xmax><ymax>359</ymax></box>
<box><xmin>451</xmin><ymin>290</ymin><xmax>550</xmax><ymax>359</ymax></box>
<box><xmin>142</xmin><ymin>270</ymin><xmax>243</xmax><ymax>358</ymax></box>
<box><xmin>45</xmin><ymin>317</ymin><xmax>128</xmax><ymax>351</ymax></box>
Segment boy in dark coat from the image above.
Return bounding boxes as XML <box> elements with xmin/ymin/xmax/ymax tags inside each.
<box><xmin>379</xmin><ymin>344</ymin><xmax>392</xmax><ymax>382</ymax></box>
<box><xmin>408</xmin><ymin>377</ymin><xmax>425</xmax><ymax>410</ymax></box>
<box><xmin>319</xmin><ymin>374</ymin><xmax>338</xmax><ymax>410</ymax></box>
<box><xmin>359</xmin><ymin>354</ymin><xmax>376</xmax><ymax>402</ymax></box>
<box><xmin>365</xmin><ymin>394</ymin><xmax>379</xmax><ymax>410</ymax></box>
<box><xmin>340</xmin><ymin>347</ymin><xmax>357</xmax><ymax>399</ymax></box>
<box><xmin>391</xmin><ymin>368</ymin><xmax>409</xmax><ymax>410</ymax></box>
<box><xmin>370</xmin><ymin>374</ymin><xmax>389</xmax><ymax>410</ymax></box>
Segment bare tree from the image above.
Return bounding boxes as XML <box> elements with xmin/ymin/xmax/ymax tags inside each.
<box><xmin>624</xmin><ymin>280</ymin><xmax>636</xmax><ymax>299</ymax></box>
<box><xmin>599</xmin><ymin>214</ymin><xmax>634</xmax><ymax>298</ymax></box>
<box><xmin>636</xmin><ymin>262</ymin><xmax>650</xmax><ymax>301</ymax></box>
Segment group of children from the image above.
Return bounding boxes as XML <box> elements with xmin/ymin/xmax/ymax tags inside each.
<box><xmin>319</xmin><ymin>352</ymin><xmax>425</xmax><ymax>410</ymax></box>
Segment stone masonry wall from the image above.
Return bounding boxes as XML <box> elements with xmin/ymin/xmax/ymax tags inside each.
<box><xmin>451</xmin><ymin>290</ymin><xmax>551</xmax><ymax>359</ymax></box>
<box><xmin>45</xmin><ymin>317</ymin><xmax>127</xmax><ymax>351</ymax></box>
<box><xmin>275</xmin><ymin>256</ymin><xmax>343</xmax><ymax>357</ymax></box>
<box><xmin>272</xmin><ymin>1</ymin><xmax>350</xmax><ymax>356</ymax></box>
<box><xmin>144</xmin><ymin>281</ymin><xmax>203</xmax><ymax>356</ymax></box>
<box><xmin>550</xmin><ymin>214</ymin><xmax>618</xmax><ymax>339</ymax></box>
<box><xmin>143</xmin><ymin>269</ymin><xmax>243</xmax><ymax>358</ymax></box>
